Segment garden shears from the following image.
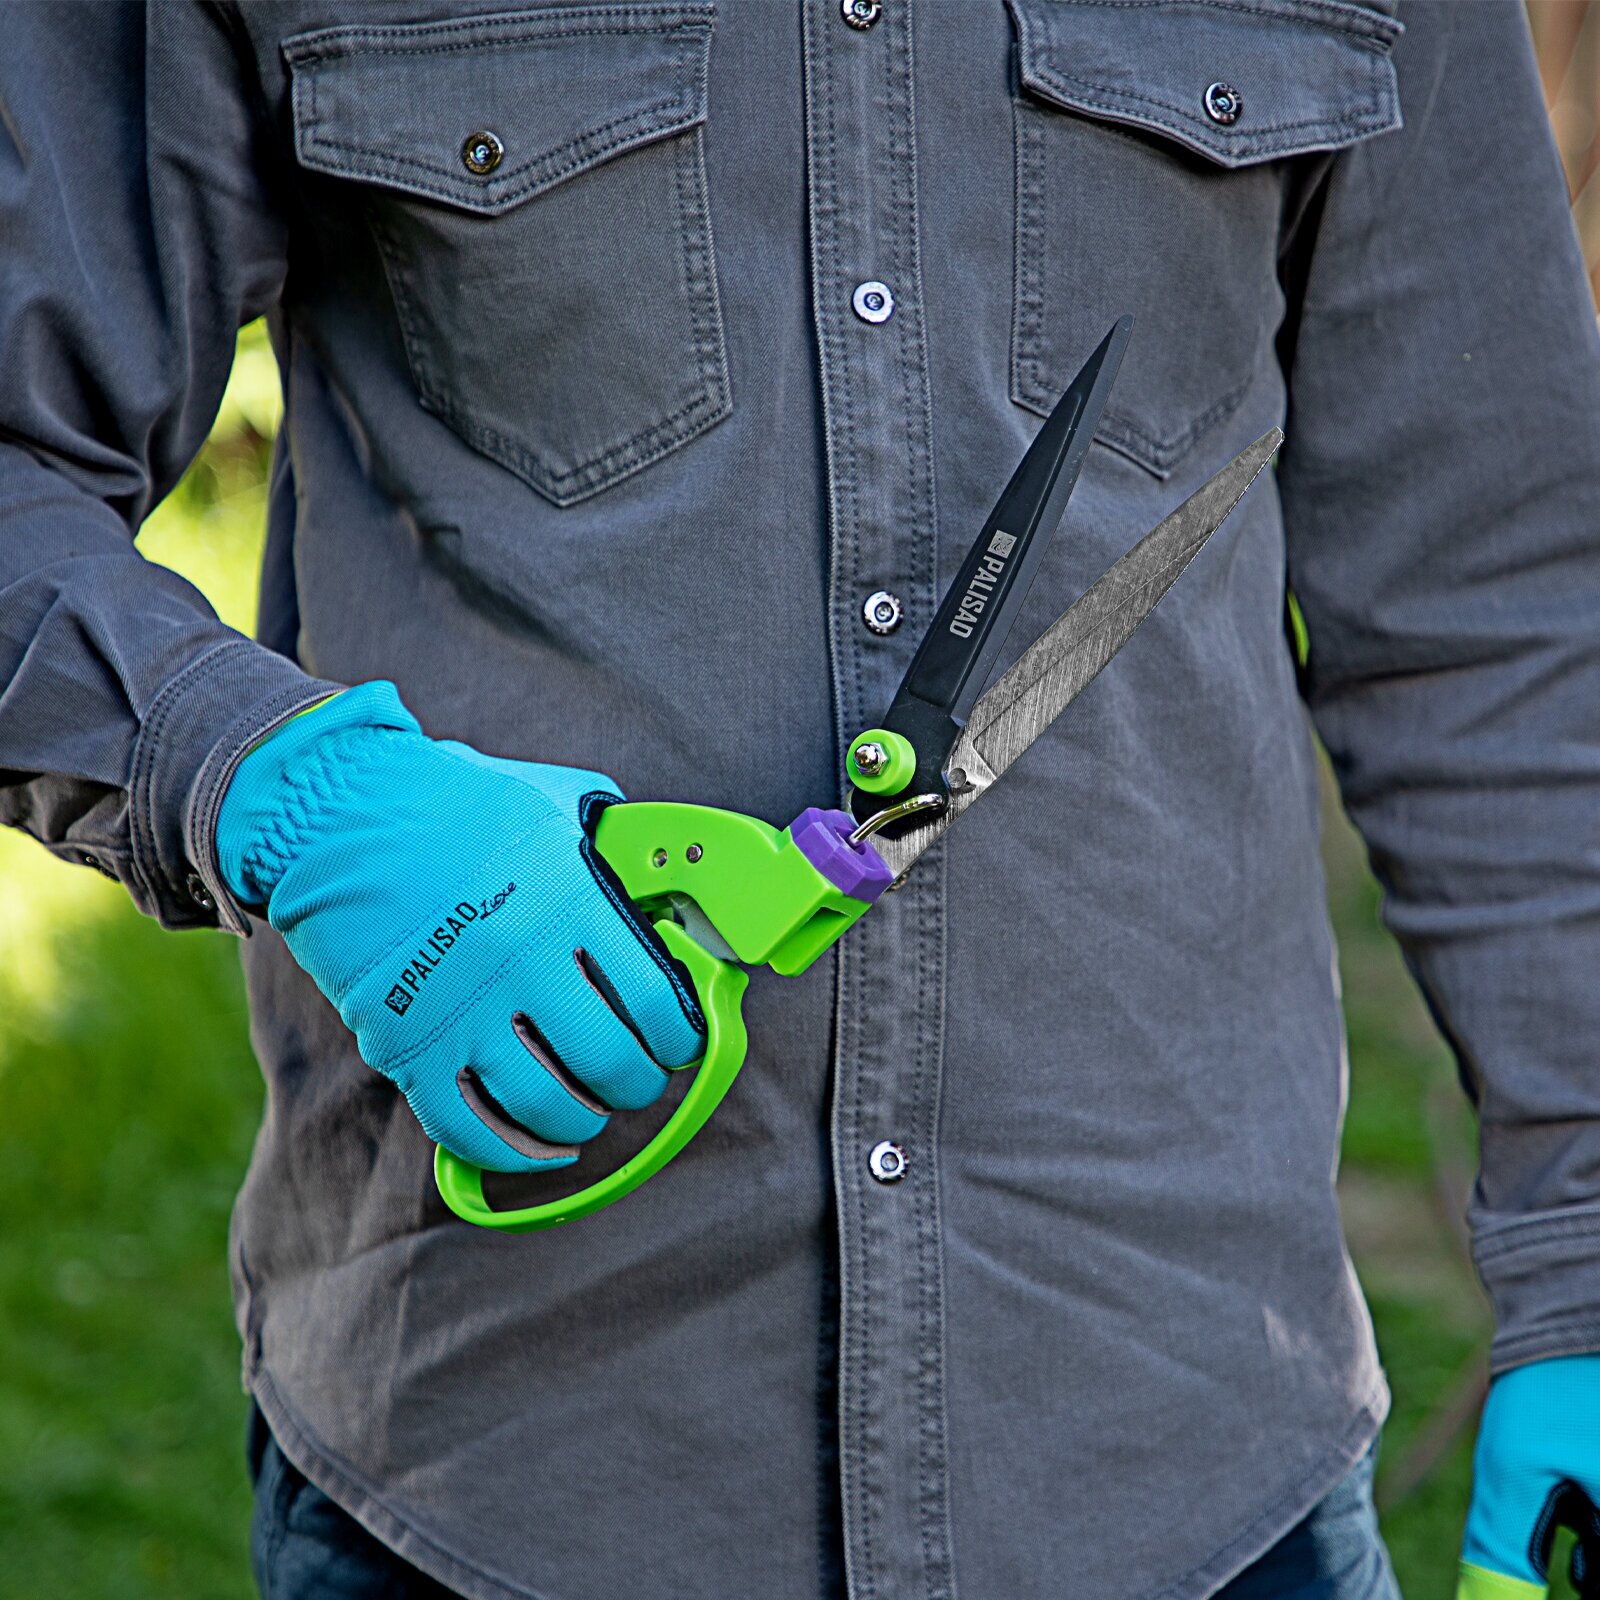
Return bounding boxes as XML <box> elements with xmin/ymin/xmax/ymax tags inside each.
<box><xmin>435</xmin><ymin>316</ymin><xmax>1282</xmax><ymax>1231</ymax></box>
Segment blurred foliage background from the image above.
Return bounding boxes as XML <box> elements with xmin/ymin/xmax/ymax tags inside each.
<box><xmin>0</xmin><ymin>330</ymin><xmax>285</xmax><ymax>1597</ymax></box>
<box><xmin>0</xmin><ymin>7</ymin><xmax>1596</xmax><ymax>1596</ymax></box>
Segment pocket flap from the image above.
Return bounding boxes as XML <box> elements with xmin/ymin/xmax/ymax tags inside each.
<box><xmin>284</xmin><ymin>4</ymin><xmax>714</xmax><ymax>216</ymax></box>
<box><xmin>1008</xmin><ymin>0</ymin><xmax>1401</xmax><ymax>169</ymax></box>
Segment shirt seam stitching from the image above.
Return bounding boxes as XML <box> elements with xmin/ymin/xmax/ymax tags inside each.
<box><xmin>1022</xmin><ymin>0</ymin><xmax>1399</xmax><ymax>46</ymax></box>
<box><xmin>300</xmin><ymin>95</ymin><xmax>696</xmax><ymax>207</ymax></box>
<box><xmin>129</xmin><ymin>639</ymin><xmax>251</xmax><ymax>918</ymax></box>
<box><xmin>284</xmin><ymin>6</ymin><xmax>713</xmax><ymax>62</ymax></box>
<box><xmin>1474</xmin><ymin>1205</ymin><xmax>1600</xmax><ymax>1264</ymax></box>
<box><xmin>250</xmin><ymin>1372</ymin><xmax>554</xmax><ymax>1600</ymax></box>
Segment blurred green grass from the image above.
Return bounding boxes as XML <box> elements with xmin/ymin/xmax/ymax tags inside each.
<box><xmin>0</xmin><ymin>323</ymin><xmax>1559</xmax><ymax>1599</ymax></box>
<box><xmin>0</xmin><ymin>325</ymin><xmax>281</xmax><ymax>1598</ymax></box>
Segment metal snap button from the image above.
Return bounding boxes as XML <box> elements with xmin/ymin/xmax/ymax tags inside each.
<box><xmin>869</xmin><ymin>1140</ymin><xmax>907</xmax><ymax>1183</ymax></box>
<box><xmin>851</xmin><ymin>280</ymin><xmax>894</xmax><ymax>325</ymax></box>
<box><xmin>462</xmin><ymin>130</ymin><xmax>504</xmax><ymax>175</ymax></box>
<box><xmin>842</xmin><ymin>0</ymin><xmax>882</xmax><ymax>28</ymax></box>
<box><xmin>1203</xmin><ymin>83</ymin><xmax>1242</xmax><ymax>125</ymax></box>
<box><xmin>863</xmin><ymin>590</ymin><xmax>903</xmax><ymax>635</ymax></box>
<box><xmin>185</xmin><ymin>871</ymin><xmax>215</xmax><ymax>910</ymax></box>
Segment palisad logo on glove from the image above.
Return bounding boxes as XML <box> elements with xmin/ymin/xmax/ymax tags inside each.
<box><xmin>384</xmin><ymin>883</ymin><xmax>517</xmax><ymax>1016</ymax></box>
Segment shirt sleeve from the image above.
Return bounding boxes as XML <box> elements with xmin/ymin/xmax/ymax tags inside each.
<box><xmin>0</xmin><ymin>1</ymin><xmax>341</xmax><ymax>934</ymax></box>
<box><xmin>1277</xmin><ymin>0</ymin><xmax>1600</xmax><ymax>1372</ymax></box>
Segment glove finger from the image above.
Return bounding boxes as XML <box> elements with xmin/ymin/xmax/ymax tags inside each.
<box><xmin>522</xmin><ymin>781</ymin><xmax>706</xmax><ymax>1067</ymax></box>
<box><xmin>473</xmin><ymin>1013</ymin><xmax>619</xmax><ymax>1146</ymax></box>
<box><xmin>526</xmin><ymin>959</ymin><xmax>675</xmax><ymax>1113</ymax></box>
<box><xmin>405</xmin><ymin>1068</ymin><xmax>580</xmax><ymax>1176</ymax></box>
<box><xmin>571</xmin><ymin>830</ymin><xmax>706</xmax><ymax>1070</ymax></box>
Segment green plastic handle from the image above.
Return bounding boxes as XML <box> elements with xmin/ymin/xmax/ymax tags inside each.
<box><xmin>434</xmin><ymin>920</ymin><xmax>748</xmax><ymax>1232</ymax></box>
<box><xmin>434</xmin><ymin>800</ymin><xmax>872</xmax><ymax>1231</ymax></box>
<box><xmin>1456</xmin><ymin>1563</ymin><xmax>1547</xmax><ymax>1600</ymax></box>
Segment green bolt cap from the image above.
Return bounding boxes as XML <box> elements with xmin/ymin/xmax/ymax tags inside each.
<box><xmin>846</xmin><ymin>727</ymin><xmax>917</xmax><ymax>794</ymax></box>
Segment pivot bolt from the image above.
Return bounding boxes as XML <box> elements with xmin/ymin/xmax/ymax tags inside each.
<box><xmin>846</xmin><ymin>725</ymin><xmax>917</xmax><ymax>794</ymax></box>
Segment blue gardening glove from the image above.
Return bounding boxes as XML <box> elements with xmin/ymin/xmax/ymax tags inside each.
<box><xmin>215</xmin><ymin>681</ymin><xmax>705</xmax><ymax>1173</ymax></box>
<box><xmin>1459</xmin><ymin>1354</ymin><xmax>1600</xmax><ymax>1599</ymax></box>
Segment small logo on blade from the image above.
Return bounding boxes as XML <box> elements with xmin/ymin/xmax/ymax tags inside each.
<box><xmin>385</xmin><ymin>985</ymin><xmax>414</xmax><ymax>1016</ymax></box>
<box><xmin>950</xmin><ymin>530</ymin><xmax>1019</xmax><ymax>639</ymax></box>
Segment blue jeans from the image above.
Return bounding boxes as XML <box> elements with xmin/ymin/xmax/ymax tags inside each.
<box><xmin>248</xmin><ymin>1406</ymin><xmax>1400</xmax><ymax>1599</ymax></box>
<box><xmin>248</xmin><ymin>1407</ymin><xmax>456</xmax><ymax>1599</ymax></box>
<box><xmin>1212</xmin><ymin>1443</ymin><xmax>1401</xmax><ymax>1600</ymax></box>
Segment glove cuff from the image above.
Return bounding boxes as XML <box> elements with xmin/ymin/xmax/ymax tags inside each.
<box><xmin>216</xmin><ymin>680</ymin><xmax>422</xmax><ymax>907</ymax></box>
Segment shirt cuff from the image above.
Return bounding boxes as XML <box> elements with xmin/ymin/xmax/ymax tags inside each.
<box><xmin>1473</xmin><ymin>1202</ymin><xmax>1600</xmax><ymax>1373</ymax></box>
<box><xmin>126</xmin><ymin>637</ymin><xmax>344</xmax><ymax>935</ymax></box>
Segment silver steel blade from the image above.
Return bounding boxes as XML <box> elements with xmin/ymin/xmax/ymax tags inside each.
<box><xmin>870</xmin><ymin>428</ymin><xmax>1282</xmax><ymax>879</ymax></box>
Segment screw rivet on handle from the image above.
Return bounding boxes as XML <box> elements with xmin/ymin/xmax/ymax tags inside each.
<box><xmin>686</xmin><ymin>844</ymin><xmax>703</xmax><ymax>863</ymax></box>
<box><xmin>846</xmin><ymin>726</ymin><xmax>918</xmax><ymax>794</ymax></box>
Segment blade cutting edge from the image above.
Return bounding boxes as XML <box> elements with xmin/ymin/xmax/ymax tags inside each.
<box><xmin>869</xmin><ymin>427</ymin><xmax>1282</xmax><ymax>880</ymax></box>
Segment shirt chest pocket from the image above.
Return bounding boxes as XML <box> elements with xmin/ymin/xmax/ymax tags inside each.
<box><xmin>284</xmin><ymin>4</ymin><xmax>727</xmax><ymax>507</ymax></box>
<box><xmin>1007</xmin><ymin>0</ymin><xmax>1401</xmax><ymax>478</ymax></box>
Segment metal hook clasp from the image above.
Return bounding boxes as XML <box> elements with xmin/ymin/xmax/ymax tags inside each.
<box><xmin>847</xmin><ymin>792</ymin><xmax>946</xmax><ymax>846</ymax></box>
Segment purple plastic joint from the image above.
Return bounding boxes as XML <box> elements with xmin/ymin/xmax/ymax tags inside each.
<box><xmin>789</xmin><ymin>807</ymin><xmax>895</xmax><ymax>904</ymax></box>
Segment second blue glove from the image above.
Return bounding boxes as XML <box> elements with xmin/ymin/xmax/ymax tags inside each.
<box><xmin>1459</xmin><ymin>1353</ymin><xmax>1600</xmax><ymax>1599</ymax></box>
<box><xmin>215</xmin><ymin>681</ymin><xmax>705</xmax><ymax>1173</ymax></box>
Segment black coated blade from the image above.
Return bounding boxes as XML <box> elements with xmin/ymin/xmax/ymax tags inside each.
<box><xmin>857</xmin><ymin>316</ymin><xmax>1131</xmax><ymax>818</ymax></box>
<box><xmin>866</xmin><ymin>429</ymin><xmax>1282</xmax><ymax>881</ymax></box>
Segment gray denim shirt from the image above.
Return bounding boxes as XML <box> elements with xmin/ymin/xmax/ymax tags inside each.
<box><xmin>3</xmin><ymin>3</ymin><xmax>1599</xmax><ymax>1597</ymax></box>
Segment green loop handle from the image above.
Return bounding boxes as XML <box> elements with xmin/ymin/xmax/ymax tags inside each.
<box><xmin>434</xmin><ymin>920</ymin><xmax>749</xmax><ymax>1232</ymax></box>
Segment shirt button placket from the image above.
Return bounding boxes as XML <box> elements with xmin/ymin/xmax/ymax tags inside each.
<box><xmin>854</xmin><ymin>286</ymin><xmax>903</xmax><ymax>645</ymax></box>
<box><xmin>802</xmin><ymin>4</ymin><xmax>956</xmax><ymax>1598</ymax></box>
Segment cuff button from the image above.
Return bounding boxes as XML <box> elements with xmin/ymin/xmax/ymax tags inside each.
<box><xmin>185</xmin><ymin>872</ymin><xmax>215</xmax><ymax>910</ymax></box>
